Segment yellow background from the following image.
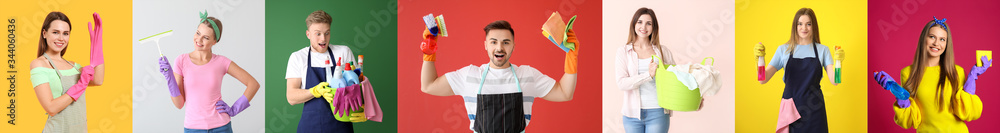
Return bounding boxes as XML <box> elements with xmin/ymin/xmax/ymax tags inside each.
<box><xmin>0</xmin><ymin>0</ymin><xmax>132</xmax><ymax>132</ymax></box>
<box><xmin>735</xmin><ymin>0</ymin><xmax>868</xmax><ymax>132</ymax></box>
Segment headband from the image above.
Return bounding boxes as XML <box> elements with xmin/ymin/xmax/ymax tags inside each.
<box><xmin>933</xmin><ymin>16</ymin><xmax>947</xmax><ymax>30</ymax></box>
<box><xmin>200</xmin><ymin>10</ymin><xmax>221</xmax><ymax>40</ymax></box>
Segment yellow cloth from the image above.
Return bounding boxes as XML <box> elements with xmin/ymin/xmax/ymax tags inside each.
<box><xmin>894</xmin><ymin>65</ymin><xmax>982</xmax><ymax>133</ymax></box>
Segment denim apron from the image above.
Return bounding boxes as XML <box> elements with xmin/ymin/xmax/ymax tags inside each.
<box><xmin>297</xmin><ymin>48</ymin><xmax>353</xmax><ymax>133</ymax></box>
<box><xmin>781</xmin><ymin>43</ymin><xmax>829</xmax><ymax>133</ymax></box>
<box><xmin>473</xmin><ymin>66</ymin><xmax>526</xmax><ymax>133</ymax></box>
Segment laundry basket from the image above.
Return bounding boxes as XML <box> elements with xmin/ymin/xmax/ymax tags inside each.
<box><xmin>652</xmin><ymin>55</ymin><xmax>703</xmax><ymax>111</ymax></box>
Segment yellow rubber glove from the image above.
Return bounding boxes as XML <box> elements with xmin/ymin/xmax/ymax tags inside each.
<box><xmin>350</xmin><ymin>105</ymin><xmax>367</xmax><ymax>122</ymax></box>
<box><xmin>754</xmin><ymin>42</ymin><xmax>766</xmax><ymax>57</ymax></box>
<box><xmin>322</xmin><ymin>88</ymin><xmax>335</xmax><ymax>103</ymax></box>
<box><xmin>834</xmin><ymin>46</ymin><xmax>845</xmax><ymax>61</ymax></box>
<box><xmin>564</xmin><ymin>29</ymin><xmax>579</xmax><ymax>74</ymax></box>
<box><xmin>309</xmin><ymin>82</ymin><xmax>332</xmax><ymax>98</ymax></box>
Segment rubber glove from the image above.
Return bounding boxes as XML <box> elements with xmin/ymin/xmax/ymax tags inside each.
<box><xmin>421</xmin><ymin>28</ymin><xmax>438</xmax><ymax>61</ymax></box>
<box><xmin>834</xmin><ymin>47</ymin><xmax>845</xmax><ymax>61</ymax></box>
<box><xmin>65</xmin><ymin>65</ymin><xmax>95</xmax><ymax>101</ymax></box>
<box><xmin>874</xmin><ymin>71</ymin><xmax>911</xmax><ymax>108</ymax></box>
<box><xmin>564</xmin><ymin>29</ymin><xmax>579</xmax><ymax>74</ymax></box>
<box><xmin>87</xmin><ymin>13</ymin><xmax>104</xmax><ymax>66</ymax></box>
<box><xmin>754</xmin><ymin>42</ymin><xmax>766</xmax><ymax>57</ymax></box>
<box><xmin>332</xmin><ymin>84</ymin><xmax>363</xmax><ymax>117</ymax></box>
<box><xmin>309</xmin><ymin>82</ymin><xmax>332</xmax><ymax>98</ymax></box>
<box><xmin>216</xmin><ymin>95</ymin><xmax>251</xmax><ymax>117</ymax></box>
<box><xmin>964</xmin><ymin>56</ymin><xmax>992</xmax><ymax>95</ymax></box>
<box><xmin>350</xmin><ymin>105</ymin><xmax>368</xmax><ymax>123</ymax></box>
<box><xmin>159</xmin><ymin>57</ymin><xmax>181</xmax><ymax>97</ymax></box>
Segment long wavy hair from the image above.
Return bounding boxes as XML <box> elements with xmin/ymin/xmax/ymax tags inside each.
<box><xmin>903</xmin><ymin>20</ymin><xmax>959</xmax><ymax>112</ymax></box>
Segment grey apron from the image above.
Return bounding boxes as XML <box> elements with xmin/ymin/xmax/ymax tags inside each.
<box><xmin>41</xmin><ymin>55</ymin><xmax>87</xmax><ymax>133</ymax></box>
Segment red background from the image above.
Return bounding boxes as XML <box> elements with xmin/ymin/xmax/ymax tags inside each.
<box><xmin>396</xmin><ymin>0</ymin><xmax>602</xmax><ymax>132</ymax></box>
<box><xmin>868</xmin><ymin>0</ymin><xmax>1000</xmax><ymax>132</ymax></box>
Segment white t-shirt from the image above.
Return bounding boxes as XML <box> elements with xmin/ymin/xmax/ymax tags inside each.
<box><xmin>285</xmin><ymin>45</ymin><xmax>355</xmax><ymax>89</ymax></box>
<box><xmin>636</xmin><ymin>57</ymin><xmax>659</xmax><ymax>109</ymax></box>
<box><xmin>445</xmin><ymin>64</ymin><xmax>556</xmax><ymax>131</ymax></box>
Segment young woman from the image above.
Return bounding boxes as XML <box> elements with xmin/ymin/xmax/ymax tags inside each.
<box><xmin>887</xmin><ymin>17</ymin><xmax>987</xmax><ymax>133</ymax></box>
<box><xmin>756</xmin><ymin>8</ymin><xmax>838</xmax><ymax>133</ymax></box>
<box><xmin>30</xmin><ymin>11</ymin><xmax>106</xmax><ymax>132</ymax></box>
<box><xmin>158</xmin><ymin>11</ymin><xmax>260</xmax><ymax>132</ymax></box>
<box><xmin>614</xmin><ymin>7</ymin><xmax>676</xmax><ymax>133</ymax></box>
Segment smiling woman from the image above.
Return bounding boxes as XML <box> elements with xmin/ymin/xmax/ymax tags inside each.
<box><xmin>29</xmin><ymin>11</ymin><xmax>106</xmax><ymax>133</ymax></box>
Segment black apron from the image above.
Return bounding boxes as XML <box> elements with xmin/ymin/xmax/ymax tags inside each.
<box><xmin>473</xmin><ymin>66</ymin><xmax>526</xmax><ymax>133</ymax></box>
<box><xmin>297</xmin><ymin>48</ymin><xmax>353</xmax><ymax>133</ymax></box>
<box><xmin>782</xmin><ymin>43</ymin><xmax>829</xmax><ymax>133</ymax></box>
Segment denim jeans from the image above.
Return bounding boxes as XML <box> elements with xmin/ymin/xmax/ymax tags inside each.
<box><xmin>184</xmin><ymin>122</ymin><xmax>233</xmax><ymax>133</ymax></box>
<box><xmin>623</xmin><ymin>108</ymin><xmax>670</xmax><ymax>133</ymax></box>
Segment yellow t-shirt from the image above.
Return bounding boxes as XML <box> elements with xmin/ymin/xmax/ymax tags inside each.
<box><xmin>894</xmin><ymin>65</ymin><xmax>983</xmax><ymax>133</ymax></box>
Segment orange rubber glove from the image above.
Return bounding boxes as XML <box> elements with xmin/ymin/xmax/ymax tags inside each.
<box><xmin>421</xmin><ymin>28</ymin><xmax>437</xmax><ymax>61</ymax></box>
<box><xmin>564</xmin><ymin>29</ymin><xmax>579</xmax><ymax>74</ymax></box>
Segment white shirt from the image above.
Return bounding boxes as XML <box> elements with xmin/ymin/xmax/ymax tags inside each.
<box><xmin>636</xmin><ymin>57</ymin><xmax>660</xmax><ymax>109</ymax></box>
<box><xmin>285</xmin><ymin>45</ymin><xmax>355</xmax><ymax>89</ymax></box>
<box><xmin>445</xmin><ymin>64</ymin><xmax>556</xmax><ymax>131</ymax></box>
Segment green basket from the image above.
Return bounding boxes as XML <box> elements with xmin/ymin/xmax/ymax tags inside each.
<box><xmin>652</xmin><ymin>56</ymin><xmax>712</xmax><ymax>111</ymax></box>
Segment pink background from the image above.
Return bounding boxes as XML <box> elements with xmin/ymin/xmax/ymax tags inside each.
<box><xmin>868</xmin><ymin>0</ymin><xmax>1000</xmax><ymax>132</ymax></box>
<box><xmin>601</xmin><ymin>0</ymin><xmax>735</xmax><ymax>133</ymax></box>
<box><xmin>396</xmin><ymin>0</ymin><xmax>603</xmax><ymax>132</ymax></box>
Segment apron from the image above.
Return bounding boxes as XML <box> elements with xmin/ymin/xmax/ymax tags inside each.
<box><xmin>297</xmin><ymin>48</ymin><xmax>353</xmax><ymax>133</ymax></box>
<box><xmin>41</xmin><ymin>55</ymin><xmax>87</xmax><ymax>133</ymax></box>
<box><xmin>473</xmin><ymin>66</ymin><xmax>526</xmax><ymax>133</ymax></box>
<box><xmin>781</xmin><ymin>43</ymin><xmax>829</xmax><ymax>133</ymax></box>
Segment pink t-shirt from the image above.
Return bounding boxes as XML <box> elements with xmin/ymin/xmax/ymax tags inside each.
<box><xmin>173</xmin><ymin>53</ymin><xmax>232</xmax><ymax>129</ymax></box>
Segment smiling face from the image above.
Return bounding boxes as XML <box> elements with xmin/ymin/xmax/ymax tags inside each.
<box><xmin>796</xmin><ymin>15</ymin><xmax>813</xmax><ymax>40</ymax></box>
<box><xmin>43</xmin><ymin>20</ymin><xmax>71</xmax><ymax>53</ymax></box>
<box><xmin>306</xmin><ymin>23</ymin><xmax>331</xmax><ymax>52</ymax></box>
<box><xmin>484</xmin><ymin>29</ymin><xmax>514</xmax><ymax>68</ymax></box>
<box><xmin>924</xmin><ymin>26</ymin><xmax>948</xmax><ymax>57</ymax></box>
<box><xmin>634</xmin><ymin>14</ymin><xmax>653</xmax><ymax>39</ymax></box>
<box><xmin>192</xmin><ymin>23</ymin><xmax>218</xmax><ymax>51</ymax></box>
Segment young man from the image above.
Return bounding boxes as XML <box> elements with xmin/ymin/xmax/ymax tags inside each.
<box><xmin>419</xmin><ymin>20</ymin><xmax>580</xmax><ymax>132</ymax></box>
<box><xmin>284</xmin><ymin>10</ymin><xmax>364</xmax><ymax>133</ymax></box>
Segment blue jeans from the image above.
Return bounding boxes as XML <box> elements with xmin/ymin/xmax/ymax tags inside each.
<box><xmin>184</xmin><ymin>122</ymin><xmax>233</xmax><ymax>133</ymax></box>
<box><xmin>623</xmin><ymin>108</ymin><xmax>670</xmax><ymax>133</ymax></box>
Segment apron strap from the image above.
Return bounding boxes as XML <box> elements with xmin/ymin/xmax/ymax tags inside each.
<box><xmin>812</xmin><ymin>43</ymin><xmax>824</xmax><ymax>69</ymax></box>
<box><xmin>304</xmin><ymin>47</ymin><xmax>338</xmax><ymax>85</ymax></box>
<box><xmin>41</xmin><ymin>54</ymin><xmax>73</xmax><ymax>78</ymax></box>
<box><xmin>477</xmin><ymin>65</ymin><xmax>521</xmax><ymax>94</ymax></box>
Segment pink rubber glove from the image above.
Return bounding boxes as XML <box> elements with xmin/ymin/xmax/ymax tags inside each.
<box><xmin>87</xmin><ymin>13</ymin><xmax>104</xmax><ymax>66</ymax></box>
<box><xmin>67</xmin><ymin>65</ymin><xmax>95</xmax><ymax>101</ymax></box>
<box><xmin>332</xmin><ymin>84</ymin><xmax>363</xmax><ymax>117</ymax></box>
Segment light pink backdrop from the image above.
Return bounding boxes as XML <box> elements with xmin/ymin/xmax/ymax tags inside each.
<box><xmin>601</xmin><ymin>0</ymin><xmax>735</xmax><ymax>133</ymax></box>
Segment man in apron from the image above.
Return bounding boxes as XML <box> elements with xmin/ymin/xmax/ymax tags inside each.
<box><xmin>418</xmin><ymin>20</ymin><xmax>580</xmax><ymax>132</ymax></box>
<box><xmin>284</xmin><ymin>10</ymin><xmax>364</xmax><ymax>133</ymax></box>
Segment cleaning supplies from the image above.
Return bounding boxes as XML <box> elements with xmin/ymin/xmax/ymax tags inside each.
<box><xmin>976</xmin><ymin>50</ymin><xmax>992</xmax><ymax>67</ymax></box>
<box><xmin>138</xmin><ymin>30</ymin><xmax>174</xmax><ymax>57</ymax></box>
<box><xmin>541</xmin><ymin>12</ymin><xmax>578</xmax><ymax>52</ymax></box>
<box><xmin>756</xmin><ymin>42</ymin><xmax>766</xmax><ymax>81</ymax></box>
<box><xmin>873</xmin><ymin>71</ymin><xmax>911</xmax><ymax>108</ymax></box>
<box><xmin>834</xmin><ymin>46</ymin><xmax>845</xmax><ymax>83</ymax></box>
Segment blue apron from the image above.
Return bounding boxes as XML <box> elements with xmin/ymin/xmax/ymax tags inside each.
<box><xmin>781</xmin><ymin>43</ymin><xmax>829</xmax><ymax>133</ymax></box>
<box><xmin>472</xmin><ymin>66</ymin><xmax>526</xmax><ymax>133</ymax></box>
<box><xmin>297</xmin><ymin>48</ymin><xmax>353</xmax><ymax>133</ymax></box>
